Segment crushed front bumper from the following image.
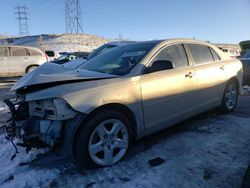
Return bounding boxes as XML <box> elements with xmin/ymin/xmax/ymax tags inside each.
<box><xmin>4</xmin><ymin>99</ymin><xmax>64</xmax><ymax>149</ymax></box>
<box><xmin>3</xmin><ymin>98</ymin><xmax>86</xmax><ymax>160</ymax></box>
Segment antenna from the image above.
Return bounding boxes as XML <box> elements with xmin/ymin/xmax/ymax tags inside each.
<box><xmin>65</xmin><ymin>0</ymin><xmax>83</xmax><ymax>34</ymax></box>
<box><xmin>15</xmin><ymin>5</ymin><xmax>29</xmax><ymax>37</ymax></box>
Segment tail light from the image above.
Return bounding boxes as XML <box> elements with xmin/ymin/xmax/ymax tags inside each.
<box><xmin>42</xmin><ymin>51</ymin><xmax>49</xmax><ymax>62</ymax></box>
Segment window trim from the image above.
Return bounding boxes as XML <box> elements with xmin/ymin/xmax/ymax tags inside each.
<box><xmin>208</xmin><ymin>47</ymin><xmax>221</xmax><ymax>61</ymax></box>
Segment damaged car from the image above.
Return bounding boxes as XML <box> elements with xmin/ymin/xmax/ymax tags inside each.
<box><xmin>5</xmin><ymin>39</ymin><xmax>243</xmax><ymax>167</ymax></box>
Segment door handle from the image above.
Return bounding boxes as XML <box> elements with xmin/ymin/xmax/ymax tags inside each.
<box><xmin>185</xmin><ymin>72</ymin><xmax>195</xmax><ymax>78</ymax></box>
<box><xmin>220</xmin><ymin>65</ymin><xmax>225</xmax><ymax>70</ymax></box>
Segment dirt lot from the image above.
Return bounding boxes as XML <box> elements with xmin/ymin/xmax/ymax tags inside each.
<box><xmin>0</xmin><ymin>81</ymin><xmax>250</xmax><ymax>188</ymax></box>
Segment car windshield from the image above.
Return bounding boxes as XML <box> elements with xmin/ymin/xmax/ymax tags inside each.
<box><xmin>80</xmin><ymin>43</ymin><xmax>156</xmax><ymax>75</ymax></box>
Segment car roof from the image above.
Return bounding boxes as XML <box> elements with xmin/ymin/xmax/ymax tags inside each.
<box><xmin>111</xmin><ymin>38</ymin><xmax>215</xmax><ymax>47</ymax></box>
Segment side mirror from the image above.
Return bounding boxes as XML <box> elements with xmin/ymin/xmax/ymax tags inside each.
<box><xmin>144</xmin><ymin>60</ymin><xmax>174</xmax><ymax>74</ymax></box>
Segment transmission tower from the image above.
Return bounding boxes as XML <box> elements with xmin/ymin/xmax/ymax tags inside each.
<box><xmin>65</xmin><ymin>0</ymin><xmax>83</xmax><ymax>34</ymax></box>
<box><xmin>15</xmin><ymin>5</ymin><xmax>29</xmax><ymax>36</ymax></box>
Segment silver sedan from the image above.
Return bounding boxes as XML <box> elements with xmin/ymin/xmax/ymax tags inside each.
<box><xmin>10</xmin><ymin>39</ymin><xmax>243</xmax><ymax>167</ymax></box>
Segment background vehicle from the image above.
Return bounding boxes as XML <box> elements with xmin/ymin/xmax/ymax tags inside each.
<box><xmin>51</xmin><ymin>52</ymin><xmax>89</xmax><ymax>64</ymax></box>
<box><xmin>239</xmin><ymin>49</ymin><xmax>250</xmax><ymax>85</ymax></box>
<box><xmin>0</xmin><ymin>45</ymin><xmax>48</xmax><ymax>77</ymax></box>
<box><xmin>45</xmin><ymin>50</ymin><xmax>60</xmax><ymax>61</ymax></box>
<box><xmin>221</xmin><ymin>48</ymin><xmax>238</xmax><ymax>57</ymax></box>
<box><xmin>9</xmin><ymin>39</ymin><xmax>242</xmax><ymax>168</ymax></box>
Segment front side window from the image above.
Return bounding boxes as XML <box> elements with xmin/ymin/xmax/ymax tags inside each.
<box><xmin>154</xmin><ymin>44</ymin><xmax>188</xmax><ymax>68</ymax></box>
<box><xmin>11</xmin><ymin>47</ymin><xmax>29</xmax><ymax>56</ymax></box>
<box><xmin>80</xmin><ymin>43</ymin><xmax>156</xmax><ymax>75</ymax></box>
<box><xmin>188</xmin><ymin>44</ymin><xmax>214</xmax><ymax>64</ymax></box>
<box><xmin>143</xmin><ymin>44</ymin><xmax>188</xmax><ymax>74</ymax></box>
<box><xmin>0</xmin><ymin>47</ymin><xmax>7</xmax><ymax>57</ymax></box>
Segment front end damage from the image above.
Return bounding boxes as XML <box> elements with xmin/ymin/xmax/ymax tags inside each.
<box><xmin>3</xmin><ymin>64</ymin><xmax>118</xmax><ymax>160</ymax></box>
<box><xmin>4</xmin><ymin>97</ymin><xmax>81</xmax><ymax>154</ymax></box>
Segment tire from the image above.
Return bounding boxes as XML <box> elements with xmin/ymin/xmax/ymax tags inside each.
<box><xmin>74</xmin><ymin>110</ymin><xmax>132</xmax><ymax>168</ymax></box>
<box><xmin>26</xmin><ymin>66</ymin><xmax>38</xmax><ymax>73</ymax></box>
<box><xmin>219</xmin><ymin>79</ymin><xmax>239</xmax><ymax>113</ymax></box>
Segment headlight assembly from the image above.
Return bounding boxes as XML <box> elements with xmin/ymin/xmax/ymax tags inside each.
<box><xmin>29</xmin><ymin>98</ymin><xmax>77</xmax><ymax>120</ymax></box>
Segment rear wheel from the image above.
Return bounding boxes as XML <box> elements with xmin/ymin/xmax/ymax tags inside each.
<box><xmin>74</xmin><ymin>110</ymin><xmax>132</xmax><ymax>168</ymax></box>
<box><xmin>219</xmin><ymin>80</ymin><xmax>239</xmax><ymax>113</ymax></box>
<box><xmin>26</xmin><ymin>66</ymin><xmax>38</xmax><ymax>73</ymax></box>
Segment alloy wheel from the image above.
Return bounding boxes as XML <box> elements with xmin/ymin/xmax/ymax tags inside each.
<box><xmin>225</xmin><ymin>83</ymin><xmax>237</xmax><ymax>110</ymax></box>
<box><xmin>88</xmin><ymin>119</ymin><xmax>129</xmax><ymax>166</ymax></box>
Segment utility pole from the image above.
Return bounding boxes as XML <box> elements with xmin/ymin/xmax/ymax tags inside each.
<box><xmin>65</xmin><ymin>0</ymin><xmax>83</xmax><ymax>34</ymax></box>
<box><xmin>15</xmin><ymin>5</ymin><xmax>29</xmax><ymax>37</ymax></box>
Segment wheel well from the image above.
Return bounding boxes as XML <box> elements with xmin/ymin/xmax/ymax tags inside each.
<box><xmin>77</xmin><ymin>103</ymin><xmax>137</xmax><ymax>142</ymax></box>
<box><xmin>25</xmin><ymin>65</ymin><xmax>38</xmax><ymax>73</ymax></box>
<box><xmin>228</xmin><ymin>77</ymin><xmax>240</xmax><ymax>90</ymax></box>
<box><xmin>91</xmin><ymin>103</ymin><xmax>137</xmax><ymax>141</ymax></box>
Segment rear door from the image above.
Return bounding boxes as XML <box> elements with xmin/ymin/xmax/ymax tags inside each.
<box><xmin>0</xmin><ymin>47</ymin><xmax>8</xmax><ymax>76</ymax></box>
<box><xmin>186</xmin><ymin>44</ymin><xmax>225</xmax><ymax>109</ymax></box>
<box><xmin>8</xmin><ymin>46</ymin><xmax>30</xmax><ymax>76</ymax></box>
<box><xmin>27</xmin><ymin>48</ymin><xmax>44</xmax><ymax>65</ymax></box>
<box><xmin>140</xmin><ymin>44</ymin><xmax>197</xmax><ymax>130</ymax></box>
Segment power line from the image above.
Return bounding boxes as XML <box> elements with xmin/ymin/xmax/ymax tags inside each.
<box><xmin>15</xmin><ymin>5</ymin><xmax>30</xmax><ymax>37</ymax></box>
<box><xmin>65</xmin><ymin>0</ymin><xmax>83</xmax><ymax>34</ymax></box>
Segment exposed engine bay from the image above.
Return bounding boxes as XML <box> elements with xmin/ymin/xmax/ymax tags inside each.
<box><xmin>3</xmin><ymin>97</ymin><xmax>79</xmax><ymax>155</ymax></box>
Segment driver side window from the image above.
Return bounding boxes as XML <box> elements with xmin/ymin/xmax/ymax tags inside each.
<box><xmin>143</xmin><ymin>44</ymin><xmax>188</xmax><ymax>74</ymax></box>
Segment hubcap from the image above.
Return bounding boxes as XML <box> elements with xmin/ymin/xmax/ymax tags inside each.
<box><xmin>225</xmin><ymin>84</ymin><xmax>237</xmax><ymax>109</ymax></box>
<box><xmin>88</xmin><ymin>119</ymin><xmax>129</xmax><ymax>166</ymax></box>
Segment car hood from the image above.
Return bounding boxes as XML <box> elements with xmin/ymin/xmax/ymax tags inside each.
<box><xmin>11</xmin><ymin>62</ymin><xmax>117</xmax><ymax>92</ymax></box>
<box><xmin>61</xmin><ymin>58</ymin><xmax>87</xmax><ymax>69</ymax></box>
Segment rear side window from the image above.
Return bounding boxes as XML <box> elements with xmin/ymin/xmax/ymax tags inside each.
<box><xmin>29</xmin><ymin>49</ymin><xmax>42</xmax><ymax>56</ymax></box>
<box><xmin>11</xmin><ymin>47</ymin><xmax>29</xmax><ymax>56</ymax></box>
<box><xmin>154</xmin><ymin>44</ymin><xmax>189</xmax><ymax>68</ymax></box>
<box><xmin>0</xmin><ymin>47</ymin><xmax>7</xmax><ymax>57</ymax></box>
<box><xmin>209</xmin><ymin>48</ymin><xmax>221</xmax><ymax>61</ymax></box>
<box><xmin>188</xmin><ymin>44</ymin><xmax>214</xmax><ymax>64</ymax></box>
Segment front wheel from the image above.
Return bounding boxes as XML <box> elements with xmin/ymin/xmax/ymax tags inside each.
<box><xmin>219</xmin><ymin>80</ymin><xmax>239</xmax><ymax>113</ymax></box>
<box><xmin>74</xmin><ymin>110</ymin><xmax>132</xmax><ymax>168</ymax></box>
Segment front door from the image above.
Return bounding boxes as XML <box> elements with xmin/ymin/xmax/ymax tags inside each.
<box><xmin>140</xmin><ymin>44</ymin><xmax>197</xmax><ymax>130</ymax></box>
